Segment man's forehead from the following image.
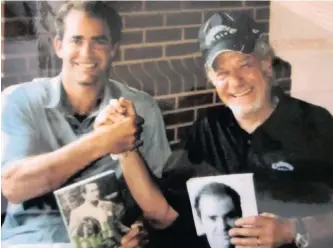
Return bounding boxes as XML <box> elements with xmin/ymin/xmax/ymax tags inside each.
<box><xmin>200</xmin><ymin>194</ymin><xmax>235</xmax><ymax>214</ymax></box>
<box><xmin>213</xmin><ymin>51</ymin><xmax>255</xmax><ymax>69</ymax></box>
<box><xmin>63</xmin><ymin>9</ymin><xmax>110</xmax><ymax>38</ymax></box>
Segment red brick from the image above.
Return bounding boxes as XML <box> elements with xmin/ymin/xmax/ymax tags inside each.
<box><xmin>219</xmin><ymin>1</ymin><xmax>244</xmax><ymax>8</ymax></box>
<box><xmin>145</xmin><ymin>1</ymin><xmax>181</xmax><ymax>11</ymax></box>
<box><xmin>156</xmin><ymin>98</ymin><xmax>176</xmax><ymax>112</ymax></box>
<box><xmin>4</xmin><ymin>19</ymin><xmax>36</xmax><ymax>38</ymax></box>
<box><xmin>116</xmin><ymin>1</ymin><xmax>143</xmax><ymax>13</ymax></box>
<box><xmin>257</xmin><ymin>21</ymin><xmax>269</xmax><ymax>33</ymax></box>
<box><xmin>124</xmin><ymin>14</ymin><xmax>163</xmax><ymax>29</ymax></box>
<box><xmin>163</xmin><ymin>110</ymin><xmax>195</xmax><ymax>126</ymax></box>
<box><xmin>166</xmin><ymin>12</ymin><xmax>201</xmax><ymax>26</ymax></box>
<box><xmin>184</xmin><ymin>26</ymin><xmax>199</xmax><ymax>40</ymax></box>
<box><xmin>4</xmin><ymin>2</ymin><xmax>37</xmax><ymax>18</ymax></box>
<box><xmin>244</xmin><ymin>0</ymin><xmax>270</xmax><ymax>7</ymax></box>
<box><xmin>170</xmin><ymin>142</ymin><xmax>181</xmax><ymax>151</ymax></box>
<box><xmin>166</xmin><ymin>128</ymin><xmax>176</xmax><ymax>142</ymax></box>
<box><xmin>122</xmin><ymin>31</ymin><xmax>143</xmax><ymax>45</ymax></box>
<box><xmin>179</xmin><ymin>92</ymin><xmax>213</xmax><ymax>108</ymax></box>
<box><xmin>204</xmin><ymin>9</ymin><xmax>255</xmax><ymax>22</ymax></box>
<box><xmin>255</xmin><ymin>7</ymin><xmax>270</xmax><ymax>21</ymax></box>
<box><xmin>165</xmin><ymin>42</ymin><xmax>199</xmax><ymax>56</ymax></box>
<box><xmin>146</xmin><ymin>28</ymin><xmax>182</xmax><ymax>43</ymax></box>
<box><xmin>181</xmin><ymin>1</ymin><xmax>220</xmax><ymax>9</ymax></box>
<box><xmin>124</xmin><ymin>46</ymin><xmax>162</xmax><ymax>60</ymax></box>
<box><xmin>181</xmin><ymin>1</ymin><xmax>242</xmax><ymax>9</ymax></box>
<box><xmin>197</xmin><ymin>104</ymin><xmax>223</xmax><ymax>118</ymax></box>
<box><xmin>177</xmin><ymin>125</ymin><xmax>192</xmax><ymax>140</ymax></box>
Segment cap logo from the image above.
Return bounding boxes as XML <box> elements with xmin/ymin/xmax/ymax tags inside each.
<box><xmin>205</xmin><ymin>25</ymin><xmax>237</xmax><ymax>47</ymax></box>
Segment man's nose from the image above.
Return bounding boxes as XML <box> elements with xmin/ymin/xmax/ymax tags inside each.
<box><xmin>214</xmin><ymin>217</ymin><xmax>227</xmax><ymax>232</ymax></box>
<box><xmin>227</xmin><ymin>73</ymin><xmax>245</xmax><ymax>89</ymax></box>
<box><xmin>80</xmin><ymin>41</ymin><xmax>93</xmax><ymax>58</ymax></box>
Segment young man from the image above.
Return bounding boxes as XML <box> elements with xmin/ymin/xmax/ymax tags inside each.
<box><xmin>118</xmin><ymin>12</ymin><xmax>333</xmax><ymax>248</ymax></box>
<box><xmin>1</xmin><ymin>1</ymin><xmax>170</xmax><ymax>246</ymax></box>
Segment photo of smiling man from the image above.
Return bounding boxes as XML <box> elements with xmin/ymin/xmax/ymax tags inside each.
<box><xmin>187</xmin><ymin>174</ymin><xmax>258</xmax><ymax>248</ymax></box>
<box><xmin>194</xmin><ymin>182</ymin><xmax>242</xmax><ymax>248</ymax></box>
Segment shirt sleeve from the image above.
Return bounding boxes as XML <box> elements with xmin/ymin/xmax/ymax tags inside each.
<box><xmin>140</xmin><ymin>99</ymin><xmax>171</xmax><ymax>178</ymax></box>
<box><xmin>1</xmin><ymin>86</ymin><xmax>40</xmax><ymax>171</ymax></box>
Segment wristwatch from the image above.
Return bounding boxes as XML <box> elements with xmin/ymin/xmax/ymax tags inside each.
<box><xmin>294</xmin><ymin>218</ymin><xmax>310</xmax><ymax>248</ymax></box>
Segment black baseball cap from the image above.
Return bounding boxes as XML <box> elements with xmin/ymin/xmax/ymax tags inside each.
<box><xmin>198</xmin><ymin>12</ymin><xmax>262</xmax><ymax>68</ymax></box>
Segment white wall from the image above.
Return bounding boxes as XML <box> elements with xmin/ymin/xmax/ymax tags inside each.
<box><xmin>270</xmin><ymin>1</ymin><xmax>333</xmax><ymax>114</ymax></box>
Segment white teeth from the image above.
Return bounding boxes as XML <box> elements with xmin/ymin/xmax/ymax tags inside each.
<box><xmin>232</xmin><ymin>88</ymin><xmax>252</xmax><ymax>97</ymax></box>
<box><xmin>80</xmin><ymin>63</ymin><xmax>95</xmax><ymax>68</ymax></box>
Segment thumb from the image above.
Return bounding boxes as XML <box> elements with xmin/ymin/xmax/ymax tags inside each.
<box><xmin>119</xmin><ymin>97</ymin><xmax>136</xmax><ymax>116</ymax></box>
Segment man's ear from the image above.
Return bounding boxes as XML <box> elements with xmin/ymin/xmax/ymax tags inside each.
<box><xmin>54</xmin><ymin>36</ymin><xmax>63</xmax><ymax>59</ymax></box>
<box><xmin>109</xmin><ymin>43</ymin><xmax>119</xmax><ymax>59</ymax></box>
<box><xmin>260</xmin><ymin>58</ymin><xmax>273</xmax><ymax>77</ymax></box>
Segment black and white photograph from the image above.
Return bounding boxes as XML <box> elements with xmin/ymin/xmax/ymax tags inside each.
<box><xmin>54</xmin><ymin>170</ymin><xmax>130</xmax><ymax>248</ymax></box>
<box><xmin>187</xmin><ymin>173</ymin><xmax>258</xmax><ymax>248</ymax></box>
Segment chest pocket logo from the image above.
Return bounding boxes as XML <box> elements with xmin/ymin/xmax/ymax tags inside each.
<box><xmin>271</xmin><ymin>161</ymin><xmax>294</xmax><ymax>171</ymax></box>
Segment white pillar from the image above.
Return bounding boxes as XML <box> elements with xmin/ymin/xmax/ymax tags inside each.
<box><xmin>270</xmin><ymin>1</ymin><xmax>333</xmax><ymax>114</ymax></box>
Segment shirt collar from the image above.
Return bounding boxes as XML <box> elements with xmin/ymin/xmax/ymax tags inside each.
<box><xmin>44</xmin><ymin>74</ymin><xmax>112</xmax><ymax>116</ymax></box>
<box><xmin>44</xmin><ymin>74</ymin><xmax>63</xmax><ymax>109</ymax></box>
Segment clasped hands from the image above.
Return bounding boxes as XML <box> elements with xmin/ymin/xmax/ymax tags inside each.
<box><xmin>94</xmin><ymin>97</ymin><xmax>144</xmax><ymax>155</ymax></box>
<box><xmin>229</xmin><ymin>213</ymin><xmax>296</xmax><ymax>248</ymax></box>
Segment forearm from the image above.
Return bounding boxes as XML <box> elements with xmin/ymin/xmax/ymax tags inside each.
<box><xmin>2</xmin><ymin>130</ymin><xmax>108</xmax><ymax>204</ymax></box>
<box><xmin>119</xmin><ymin>151</ymin><xmax>178</xmax><ymax>228</ymax></box>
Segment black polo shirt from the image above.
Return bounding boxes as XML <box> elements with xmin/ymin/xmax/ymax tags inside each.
<box><xmin>156</xmin><ymin>91</ymin><xmax>333</xmax><ymax>248</ymax></box>
<box><xmin>184</xmin><ymin>92</ymin><xmax>333</xmax><ymax>181</ymax></box>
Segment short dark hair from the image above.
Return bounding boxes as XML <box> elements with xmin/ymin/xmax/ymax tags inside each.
<box><xmin>80</xmin><ymin>182</ymin><xmax>98</xmax><ymax>195</ymax></box>
<box><xmin>194</xmin><ymin>182</ymin><xmax>242</xmax><ymax>219</ymax></box>
<box><xmin>54</xmin><ymin>1</ymin><xmax>122</xmax><ymax>44</ymax></box>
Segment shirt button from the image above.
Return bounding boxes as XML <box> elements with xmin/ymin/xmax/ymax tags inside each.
<box><xmin>247</xmin><ymin>140</ymin><xmax>252</xmax><ymax>145</ymax></box>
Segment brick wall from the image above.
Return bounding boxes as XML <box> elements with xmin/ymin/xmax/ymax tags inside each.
<box><xmin>2</xmin><ymin>1</ymin><xmax>291</xmax><ymax>149</ymax></box>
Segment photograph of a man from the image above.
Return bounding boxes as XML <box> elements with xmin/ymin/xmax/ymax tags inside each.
<box><xmin>194</xmin><ymin>182</ymin><xmax>243</xmax><ymax>248</ymax></box>
<box><xmin>68</xmin><ymin>182</ymin><xmax>127</xmax><ymax>239</ymax></box>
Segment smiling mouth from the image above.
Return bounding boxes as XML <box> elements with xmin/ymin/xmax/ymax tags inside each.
<box><xmin>75</xmin><ymin>62</ymin><xmax>97</xmax><ymax>69</ymax></box>
<box><xmin>231</xmin><ymin>87</ymin><xmax>253</xmax><ymax>98</ymax></box>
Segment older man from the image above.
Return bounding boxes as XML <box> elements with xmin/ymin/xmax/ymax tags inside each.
<box><xmin>1</xmin><ymin>1</ymin><xmax>170</xmax><ymax>246</ymax></box>
<box><xmin>129</xmin><ymin>12</ymin><xmax>333</xmax><ymax>248</ymax></box>
<box><xmin>162</xmin><ymin>12</ymin><xmax>333</xmax><ymax>248</ymax></box>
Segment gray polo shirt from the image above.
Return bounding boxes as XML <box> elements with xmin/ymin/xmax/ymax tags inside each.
<box><xmin>1</xmin><ymin>75</ymin><xmax>171</xmax><ymax>244</ymax></box>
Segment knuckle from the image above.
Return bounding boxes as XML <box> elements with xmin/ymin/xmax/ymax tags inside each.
<box><xmin>129</xmin><ymin>136</ymin><xmax>136</xmax><ymax>145</ymax></box>
<box><xmin>131</xmin><ymin>126</ymin><xmax>137</xmax><ymax>135</ymax></box>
